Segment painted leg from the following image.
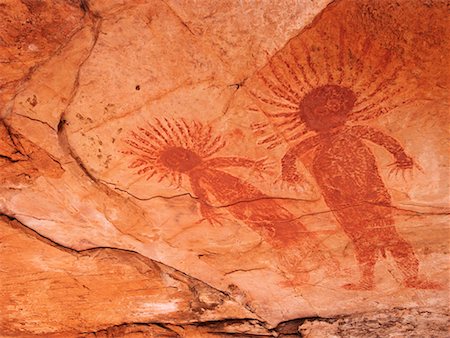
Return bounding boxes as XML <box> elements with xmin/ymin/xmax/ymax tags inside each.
<box><xmin>277</xmin><ymin>247</ymin><xmax>311</xmax><ymax>285</ymax></box>
<box><xmin>388</xmin><ymin>236</ymin><xmax>442</xmax><ymax>289</ymax></box>
<box><xmin>343</xmin><ymin>242</ymin><xmax>377</xmax><ymax>290</ymax></box>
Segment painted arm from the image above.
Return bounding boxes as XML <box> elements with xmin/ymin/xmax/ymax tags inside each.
<box><xmin>203</xmin><ymin>157</ymin><xmax>260</xmax><ymax>169</ymax></box>
<box><xmin>281</xmin><ymin>135</ymin><xmax>320</xmax><ymax>182</ymax></box>
<box><xmin>203</xmin><ymin>156</ymin><xmax>274</xmax><ymax>179</ymax></box>
<box><xmin>350</xmin><ymin>125</ymin><xmax>413</xmax><ymax>168</ymax></box>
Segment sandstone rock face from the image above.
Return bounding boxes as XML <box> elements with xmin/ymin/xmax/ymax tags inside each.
<box><xmin>298</xmin><ymin>307</ymin><xmax>449</xmax><ymax>338</ymax></box>
<box><xmin>0</xmin><ymin>0</ymin><xmax>448</xmax><ymax>337</ymax></box>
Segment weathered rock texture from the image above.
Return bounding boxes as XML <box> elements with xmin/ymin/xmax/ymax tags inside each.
<box><xmin>0</xmin><ymin>0</ymin><xmax>448</xmax><ymax>337</ymax></box>
<box><xmin>299</xmin><ymin>307</ymin><xmax>449</xmax><ymax>338</ymax></box>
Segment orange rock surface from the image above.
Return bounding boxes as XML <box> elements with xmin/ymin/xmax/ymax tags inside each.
<box><xmin>0</xmin><ymin>0</ymin><xmax>448</xmax><ymax>336</ymax></box>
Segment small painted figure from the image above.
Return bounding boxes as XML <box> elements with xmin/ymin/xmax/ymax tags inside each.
<box><xmin>122</xmin><ymin>118</ymin><xmax>338</xmax><ymax>282</ymax></box>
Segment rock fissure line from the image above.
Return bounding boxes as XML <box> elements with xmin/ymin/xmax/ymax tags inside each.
<box><xmin>160</xmin><ymin>0</ymin><xmax>196</xmax><ymax>36</ymax></box>
<box><xmin>70</xmin><ymin>76</ymin><xmax>216</xmax><ymax>135</ymax></box>
<box><xmin>14</xmin><ymin>112</ymin><xmax>57</xmax><ymax>132</ymax></box>
<box><xmin>106</xmin><ymin>181</ymin><xmax>450</xmax><ymax>218</ymax></box>
<box><xmin>78</xmin><ymin>318</ymin><xmax>273</xmax><ymax>337</ymax></box>
<box><xmin>56</xmin><ymin>8</ymin><xmax>102</xmax><ymax>183</ymax></box>
<box><xmin>224</xmin><ymin>267</ymin><xmax>268</xmax><ymax>276</ymax></box>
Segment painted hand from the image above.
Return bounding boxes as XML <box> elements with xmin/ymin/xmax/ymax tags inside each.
<box><xmin>388</xmin><ymin>153</ymin><xmax>420</xmax><ymax>179</ymax></box>
<box><xmin>252</xmin><ymin>157</ymin><xmax>275</xmax><ymax>179</ymax></box>
<box><xmin>275</xmin><ymin>167</ymin><xmax>308</xmax><ymax>195</ymax></box>
<box><xmin>197</xmin><ymin>203</ymin><xmax>228</xmax><ymax>227</ymax></box>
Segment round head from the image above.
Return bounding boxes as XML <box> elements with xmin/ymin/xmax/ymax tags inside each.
<box><xmin>159</xmin><ymin>146</ymin><xmax>201</xmax><ymax>172</ymax></box>
<box><xmin>299</xmin><ymin>85</ymin><xmax>357</xmax><ymax>132</ymax></box>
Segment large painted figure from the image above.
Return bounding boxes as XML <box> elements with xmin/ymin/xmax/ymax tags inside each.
<box><xmin>279</xmin><ymin>85</ymin><xmax>438</xmax><ymax>290</ymax></box>
<box><xmin>248</xmin><ymin>20</ymin><xmax>441</xmax><ymax>289</ymax></box>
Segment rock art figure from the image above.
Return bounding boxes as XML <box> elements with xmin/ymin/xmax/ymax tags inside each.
<box><xmin>249</xmin><ymin>26</ymin><xmax>440</xmax><ymax>290</ymax></box>
<box><xmin>280</xmin><ymin>86</ymin><xmax>440</xmax><ymax>290</ymax></box>
<box><xmin>122</xmin><ymin>118</ymin><xmax>338</xmax><ymax>283</ymax></box>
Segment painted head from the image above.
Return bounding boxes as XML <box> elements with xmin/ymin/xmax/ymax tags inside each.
<box><xmin>122</xmin><ymin>119</ymin><xmax>226</xmax><ymax>184</ymax></box>
<box><xmin>299</xmin><ymin>85</ymin><xmax>357</xmax><ymax>132</ymax></box>
<box><xmin>159</xmin><ymin>146</ymin><xmax>202</xmax><ymax>172</ymax></box>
